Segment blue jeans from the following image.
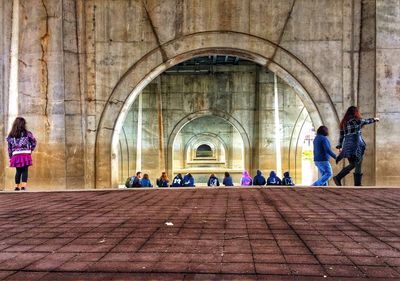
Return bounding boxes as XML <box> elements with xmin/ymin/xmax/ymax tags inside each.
<box><xmin>313</xmin><ymin>161</ymin><xmax>333</xmax><ymax>186</ymax></box>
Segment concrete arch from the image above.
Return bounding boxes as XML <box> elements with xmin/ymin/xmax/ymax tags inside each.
<box><xmin>95</xmin><ymin>31</ymin><xmax>339</xmax><ymax>188</ymax></box>
<box><xmin>167</xmin><ymin>110</ymin><xmax>250</xmax><ymax>176</ymax></box>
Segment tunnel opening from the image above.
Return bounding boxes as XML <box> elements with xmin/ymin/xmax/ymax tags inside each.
<box><xmin>116</xmin><ymin>55</ymin><xmax>317</xmax><ymax>186</ymax></box>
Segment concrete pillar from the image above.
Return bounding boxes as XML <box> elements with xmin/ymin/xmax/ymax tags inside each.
<box><xmin>375</xmin><ymin>0</ymin><xmax>400</xmax><ymax>185</ymax></box>
<box><xmin>0</xmin><ymin>0</ymin><xmax>13</xmax><ymax>190</ymax></box>
<box><xmin>156</xmin><ymin>77</ymin><xmax>166</xmax><ymax>174</ymax></box>
<box><xmin>358</xmin><ymin>0</ymin><xmax>377</xmax><ymax>185</ymax></box>
<box><xmin>136</xmin><ymin>93</ymin><xmax>143</xmax><ymax>171</ymax></box>
<box><xmin>8</xmin><ymin>0</ymin><xmax>19</xmax><ymax>131</ymax></box>
<box><xmin>251</xmin><ymin>66</ymin><xmax>261</xmax><ymax>175</ymax></box>
<box><xmin>63</xmin><ymin>0</ymin><xmax>87</xmax><ymax>189</ymax></box>
<box><xmin>17</xmin><ymin>0</ymin><xmax>66</xmax><ymax>189</ymax></box>
<box><xmin>273</xmin><ymin>73</ymin><xmax>282</xmax><ymax>178</ymax></box>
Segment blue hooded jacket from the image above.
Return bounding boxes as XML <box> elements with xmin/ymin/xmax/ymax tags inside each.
<box><xmin>140</xmin><ymin>178</ymin><xmax>152</xmax><ymax>187</ymax></box>
<box><xmin>282</xmin><ymin>171</ymin><xmax>294</xmax><ymax>186</ymax></box>
<box><xmin>223</xmin><ymin>176</ymin><xmax>234</xmax><ymax>186</ymax></box>
<box><xmin>267</xmin><ymin>171</ymin><xmax>282</xmax><ymax>185</ymax></box>
<box><xmin>183</xmin><ymin>174</ymin><xmax>195</xmax><ymax>187</ymax></box>
<box><xmin>313</xmin><ymin>134</ymin><xmax>336</xmax><ymax>162</ymax></box>
<box><xmin>171</xmin><ymin>174</ymin><xmax>183</xmax><ymax>187</ymax></box>
<box><xmin>253</xmin><ymin>170</ymin><xmax>266</xmax><ymax>186</ymax></box>
<box><xmin>207</xmin><ymin>175</ymin><xmax>220</xmax><ymax>187</ymax></box>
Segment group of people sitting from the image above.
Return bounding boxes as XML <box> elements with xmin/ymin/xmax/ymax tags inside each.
<box><xmin>125</xmin><ymin>170</ymin><xmax>294</xmax><ymax>188</ymax></box>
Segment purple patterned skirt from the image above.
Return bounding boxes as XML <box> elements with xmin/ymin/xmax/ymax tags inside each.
<box><xmin>9</xmin><ymin>154</ymin><xmax>33</xmax><ymax>168</ymax></box>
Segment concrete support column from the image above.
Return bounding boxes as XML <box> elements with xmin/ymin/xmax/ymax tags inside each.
<box><xmin>17</xmin><ymin>0</ymin><xmax>66</xmax><ymax>189</ymax></box>
<box><xmin>63</xmin><ymin>0</ymin><xmax>87</xmax><ymax>188</ymax></box>
<box><xmin>8</xmin><ymin>0</ymin><xmax>19</xmax><ymax>131</ymax></box>
<box><xmin>156</xmin><ymin>77</ymin><xmax>166</xmax><ymax>174</ymax></box>
<box><xmin>358</xmin><ymin>0</ymin><xmax>377</xmax><ymax>185</ymax></box>
<box><xmin>0</xmin><ymin>0</ymin><xmax>13</xmax><ymax>190</ymax></box>
<box><xmin>274</xmin><ymin>73</ymin><xmax>282</xmax><ymax>178</ymax></box>
<box><xmin>136</xmin><ymin>93</ymin><xmax>143</xmax><ymax>171</ymax></box>
<box><xmin>251</xmin><ymin>66</ymin><xmax>261</xmax><ymax>176</ymax></box>
<box><xmin>375</xmin><ymin>0</ymin><xmax>400</xmax><ymax>185</ymax></box>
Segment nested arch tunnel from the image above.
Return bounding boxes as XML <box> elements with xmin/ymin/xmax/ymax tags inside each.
<box><xmin>95</xmin><ymin>32</ymin><xmax>339</xmax><ymax>188</ymax></box>
<box><xmin>114</xmin><ymin>55</ymin><xmax>320</xmax><ymax>186</ymax></box>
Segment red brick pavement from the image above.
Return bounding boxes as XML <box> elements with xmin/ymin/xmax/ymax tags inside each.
<box><xmin>0</xmin><ymin>187</ymin><xmax>399</xmax><ymax>280</ymax></box>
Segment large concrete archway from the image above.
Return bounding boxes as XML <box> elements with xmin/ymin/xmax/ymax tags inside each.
<box><xmin>95</xmin><ymin>31</ymin><xmax>339</xmax><ymax>188</ymax></box>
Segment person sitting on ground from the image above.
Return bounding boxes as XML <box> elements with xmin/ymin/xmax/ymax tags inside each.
<box><xmin>183</xmin><ymin>173</ymin><xmax>195</xmax><ymax>187</ymax></box>
<box><xmin>253</xmin><ymin>170</ymin><xmax>266</xmax><ymax>186</ymax></box>
<box><xmin>156</xmin><ymin>172</ymin><xmax>169</xmax><ymax>188</ymax></box>
<box><xmin>282</xmin><ymin>171</ymin><xmax>295</xmax><ymax>186</ymax></box>
<box><xmin>223</xmin><ymin>172</ymin><xmax>234</xmax><ymax>186</ymax></box>
<box><xmin>267</xmin><ymin>171</ymin><xmax>282</xmax><ymax>185</ymax></box>
<box><xmin>171</xmin><ymin>173</ymin><xmax>183</xmax><ymax>187</ymax></box>
<box><xmin>126</xmin><ymin>171</ymin><xmax>142</xmax><ymax>188</ymax></box>
<box><xmin>207</xmin><ymin>173</ymin><xmax>220</xmax><ymax>187</ymax></box>
<box><xmin>140</xmin><ymin>173</ymin><xmax>153</xmax><ymax>187</ymax></box>
<box><xmin>240</xmin><ymin>170</ymin><xmax>252</xmax><ymax>186</ymax></box>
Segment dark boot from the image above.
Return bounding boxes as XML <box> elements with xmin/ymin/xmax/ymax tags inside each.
<box><xmin>354</xmin><ymin>173</ymin><xmax>363</xmax><ymax>186</ymax></box>
<box><xmin>333</xmin><ymin>168</ymin><xmax>352</xmax><ymax>186</ymax></box>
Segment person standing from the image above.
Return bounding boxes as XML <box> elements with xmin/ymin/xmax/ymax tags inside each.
<box><xmin>312</xmin><ymin>126</ymin><xmax>336</xmax><ymax>186</ymax></box>
<box><xmin>333</xmin><ymin>106</ymin><xmax>379</xmax><ymax>186</ymax></box>
<box><xmin>6</xmin><ymin>117</ymin><xmax>37</xmax><ymax>191</ymax></box>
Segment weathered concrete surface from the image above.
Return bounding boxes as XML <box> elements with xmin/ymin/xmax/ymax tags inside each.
<box><xmin>0</xmin><ymin>188</ymin><xmax>399</xmax><ymax>279</ymax></box>
<box><xmin>375</xmin><ymin>0</ymin><xmax>400</xmax><ymax>186</ymax></box>
<box><xmin>0</xmin><ymin>0</ymin><xmax>13</xmax><ymax>190</ymax></box>
<box><xmin>1</xmin><ymin>0</ymin><xmax>399</xmax><ymax>189</ymax></box>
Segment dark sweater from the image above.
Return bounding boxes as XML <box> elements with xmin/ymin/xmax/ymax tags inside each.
<box><xmin>313</xmin><ymin>134</ymin><xmax>336</xmax><ymax>161</ymax></box>
<box><xmin>223</xmin><ymin>176</ymin><xmax>234</xmax><ymax>186</ymax></box>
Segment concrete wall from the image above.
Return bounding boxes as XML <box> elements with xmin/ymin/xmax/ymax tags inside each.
<box><xmin>0</xmin><ymin>0</ymin><xmax>398</xmax><ymax>189</ymax></box>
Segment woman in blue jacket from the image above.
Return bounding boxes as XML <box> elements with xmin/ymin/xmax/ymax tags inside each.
<box><xmin>312</xmin><ymin>126</ymin><xmax>336</xmax><ymax>186</ymax></box>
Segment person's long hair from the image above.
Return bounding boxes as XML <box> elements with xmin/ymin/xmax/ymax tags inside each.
<box><xmin>340</xmin><ymin>106</ymin><xmax>361</xmax><ymax>129</ymax></box>
<box><xmin>160</xmin><ymin>172</ymin><xmax>169</xmax><ymax>181</ymax></box>
<box><xmin>8</xmin><ymin>117</ymin><xmax>27</xmax><ymax>138</ymax></box>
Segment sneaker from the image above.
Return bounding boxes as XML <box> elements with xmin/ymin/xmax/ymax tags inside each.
<box><xmin>14</xmin><ymin>187</ymin><xmax>20</xmax><ymax>191</ymax></box>
<box><xmin>333</xmin><ymin>176</ymin><xmax>341</xmax><ymax>186</ymax></box>
<box><xmin>21</xmin><ymin>187</ymin><xmax>26</xmax><ymax>191</ymax></box>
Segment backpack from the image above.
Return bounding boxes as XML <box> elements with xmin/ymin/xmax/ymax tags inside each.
<box><xmin>125</xmin><ymin>176</ymin><xmax>141</xmax><ymax>188</ymax></box>
<box><xmin>125</xmin><ymin>176</ymin><xmax>133</xmax><ymax>188</ymax></box>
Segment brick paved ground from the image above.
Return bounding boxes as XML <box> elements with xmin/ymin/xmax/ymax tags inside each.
<box><xmin>0</xmin><ymin>187</ymin><xmax>399</xmax><ymax>280</ymax></box>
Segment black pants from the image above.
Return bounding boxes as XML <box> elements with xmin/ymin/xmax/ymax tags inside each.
<box><xmin>336</xmin><ymin>156</ymin><xmax>363</xmax><ymax>180</ymax></box>
<box><xmin>15</xmin><ymin>166</ymin><xmax>29</xmax><ymax>184</ymax></box>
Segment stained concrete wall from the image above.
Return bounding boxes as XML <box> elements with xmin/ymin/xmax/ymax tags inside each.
<box><xmin>1</xmin><ymin>0</ymin><xmax>398</xmax><ymax>189</ymax></box>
